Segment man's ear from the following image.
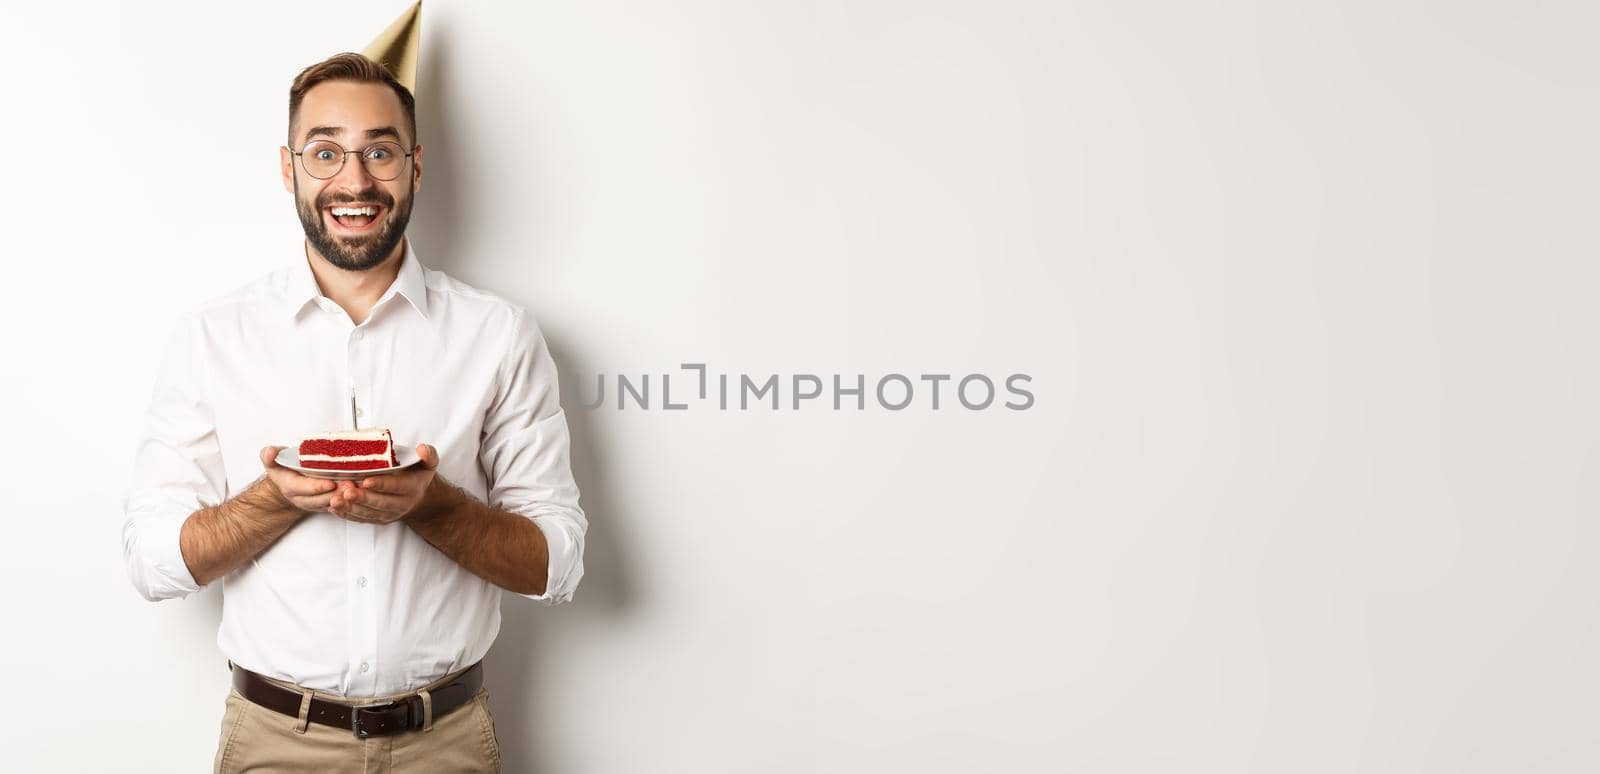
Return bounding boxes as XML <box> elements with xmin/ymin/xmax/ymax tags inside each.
<box><xmin>280</xmin><ymin>146</ymin><xmax>294</xmax><ymax>194</ymax></box>
<box><xmin>411</xmin><ymin>143</ymin><xmax>423</xmax><ymax>194</ymax></box>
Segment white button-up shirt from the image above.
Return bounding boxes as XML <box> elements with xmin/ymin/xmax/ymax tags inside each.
<box><xmin>121</xmin><ymin>242</ymin><xmax>587</xmax><ymax>697</ymax></box>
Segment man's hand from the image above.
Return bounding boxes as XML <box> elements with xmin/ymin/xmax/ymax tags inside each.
<box><xmin>328</xmin><ymin>444</ymin><xmax>443</xmax><ymax>525</ymax></box>
<box><xmin>259</xmin><ymin>446</ymin><xmax>338</xmax><ymax>514</ymax></box>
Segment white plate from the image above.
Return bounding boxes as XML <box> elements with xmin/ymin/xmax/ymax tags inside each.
<box><xmin>275</xmin><ymin>444</ymin><xmax>421</xmax><ymax>480</ymax></box>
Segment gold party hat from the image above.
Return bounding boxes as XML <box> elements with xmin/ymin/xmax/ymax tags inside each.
<box><xmin>362</xmin><ymin>1</ymin><xmax>423</xmax><ymax>94</ymax></box>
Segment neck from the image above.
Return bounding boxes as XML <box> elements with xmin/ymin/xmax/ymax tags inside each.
<box><xmin>304</xmin><ymin>237</ymin><xmax>406</xmax><ymax>326</ymax></box>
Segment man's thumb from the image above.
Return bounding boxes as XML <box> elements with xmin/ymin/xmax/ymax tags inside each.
<box><xmin>261</xmin><ymin>446</ymin><xmax>284</xmax><ymax>468</ymax></box>
<box><xmin>419</xmin><ymin>444</ymin><xmax>440</xmax><ymax>470</ymax></box>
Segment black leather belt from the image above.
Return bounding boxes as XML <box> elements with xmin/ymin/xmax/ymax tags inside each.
<box><xmin>230</xmin><ymin>661</ymin><xmax>483</xmax><ymax>738</ymax></box>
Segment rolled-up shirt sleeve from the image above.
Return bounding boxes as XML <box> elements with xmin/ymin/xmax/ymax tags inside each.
<box><xmin>122</xmin><ymin>312</ymin><xmax>226</xmax><ymax>602</ymax></box>
<box><xmin>478</xmin><ymin>308</ymin><xmax>588</xmax><ymax>605</ymax></box>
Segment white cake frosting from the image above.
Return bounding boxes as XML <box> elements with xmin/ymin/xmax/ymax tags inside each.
<box><xmin>303</xmin><ymin>428</ymin><xmax>392</xmax><ymax>441</ymax></box>
<box><xmin>299</xmin><ymin>453</ymin><xmax>392</xmax><ymax>462</ymax></box>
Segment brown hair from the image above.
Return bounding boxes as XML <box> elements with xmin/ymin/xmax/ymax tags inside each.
<box><xmin>287</xmin><ymin>52</ymin><xmax>417</xmax><ymax>147</ymax></box>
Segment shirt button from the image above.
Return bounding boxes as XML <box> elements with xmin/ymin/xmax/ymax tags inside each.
<box><xmin>360</xmin><ymin>662</ymin><xmax>370</xmax><ymax>673</ymax></box>
<box><xmin>357</xmin><ymin>576</ymin><xmax>368</xmax><ymax>588</ymax></box>
<box><xmin>355</xmin><ymin>408</ymin><xmax>365</xmax><ymax>418</ymax></box>
<box><xmin>353</xmin><ymin>330</ymin><xmax>364</xmax><ymax>341</ymax></box>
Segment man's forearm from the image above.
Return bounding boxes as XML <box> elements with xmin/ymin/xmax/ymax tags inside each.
<box><xmin>406</xmin><ymin>478</ymin><xmax>550</xmax><ymax>596</ymax></box>
<box><xmin>179</xmin><ymin>476</ymin><xmax>305</xmax><ymax>587</ymax></box>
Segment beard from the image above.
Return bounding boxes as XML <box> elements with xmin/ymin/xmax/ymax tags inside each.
<box><xmin>294</xmin><ymin>179</ymin><xmax>414</xmax><ymax>272</ymax></box>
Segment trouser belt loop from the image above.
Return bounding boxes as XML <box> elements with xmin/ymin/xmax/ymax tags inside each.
<box><xmin>418</xmin><ymin>688</ymin><xmax>435</xmax><ymax>732</ymax></box>
<box><xmin>294</xmin><ymin>689</ymin><xmax>314</xmax><ymax>734</ymax></box>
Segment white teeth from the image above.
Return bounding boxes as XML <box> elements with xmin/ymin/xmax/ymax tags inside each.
<box><xmin>331</xmin><ymin>206</ymin><xmax>377</xmax><ymax>217</ymax></box>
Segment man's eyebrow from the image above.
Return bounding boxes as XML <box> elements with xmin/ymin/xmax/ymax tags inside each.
<box><xmin>302</xmin><ymin>125</ymin><xmax>345</xmax><ymax>141</ymax></box>
<box><xmin>300</xmin><ymin>126</ymin><xmax>406</xmax><ymax>144</ymax></box>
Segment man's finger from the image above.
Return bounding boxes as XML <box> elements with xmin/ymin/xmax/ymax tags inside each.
<box><xmin>330</xmin><ymin>492</ymin><xmax>352</xmax><ymax>516</ymax></box>
<box><xmin>345</xmin><ymin>487</ymin><xmax>408</xmax><ymax>514</ymax></box>
<box><xmin>296</xmin><ymin>491</ymin><xmax>336</xmax><ymax>512</ymax></box>
<box><xmin>418</xmin><ymin>444</ymin><xmax>439</xmax><ymax>470</ymax></box>
<box><xmin>343</xmin><ymin>499</ymin><xmax>395</xmax><ymax>522</ymax></box>
<box><xmin>279</xmin><ymin>475</ymin><xmax>337</xmax><ymax>497</ymax></box>
<box><xmin>335</xmin><ymin>496</ymin><xmax>397</xmax><ymax>523</ymax></box>
<box><xmin>360</xmin><ymin>475</ymin><xmax>407</xmax><ymax>494</ymax></box>
<box><xmin>260</xmin><ymin>446</ymin><xmax>285</xmax><ymax>469</ymax></box>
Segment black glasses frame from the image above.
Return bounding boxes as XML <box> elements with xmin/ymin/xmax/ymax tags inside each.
<box><xmin>289</xmin><ymin>140</ymin><xmax>416</xmax><ymax>181</ymax></box>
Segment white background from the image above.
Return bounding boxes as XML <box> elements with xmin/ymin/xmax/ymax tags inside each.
<box><xmin>2</xmin><ymin>1</ymin><xmax>1595</xmax><ymax>771</ymax></box>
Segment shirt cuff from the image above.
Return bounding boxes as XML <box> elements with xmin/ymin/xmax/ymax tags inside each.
<box><xmin>520</xmin><ymin>514</ymin><xmax>580</xmax><ymax>605</ymax></box>
<box><xmin>127</xmin><ymin>504</ymin><xmax>203</xmax><ymax>600</ymax></box>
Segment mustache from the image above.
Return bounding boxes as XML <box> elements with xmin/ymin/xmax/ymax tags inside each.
<box><xmin>317</xmin><ymin>191</ymin><xmax>395</xmax><ymax>208</ymax></box>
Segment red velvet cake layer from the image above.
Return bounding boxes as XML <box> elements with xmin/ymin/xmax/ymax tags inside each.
<box><xmin>300</xmin><ymin>439</ymin><xmax>391</xmax><ymax>456</ymax></box>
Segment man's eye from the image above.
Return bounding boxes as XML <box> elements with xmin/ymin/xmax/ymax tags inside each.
<box><xmin>314</xmin><ymin>150</ymin><xmax>337</xmax><ymax>161</ymax></box>
<box><xmin>366</xmin><ymin>149</ymin><xmax>391</xmax><ymax>160</ymax></box>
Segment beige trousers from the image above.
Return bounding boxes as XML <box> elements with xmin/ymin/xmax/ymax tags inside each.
<box><xmin>212</xmin><ymin>666</ymin><xmax>501</xmax><ymax>773</ymax></box>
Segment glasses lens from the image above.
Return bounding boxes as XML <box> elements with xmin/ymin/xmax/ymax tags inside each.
<box><xmin>360</xmin><ymin>142</ymin><xmax>406</xmax><ymax>180</ymax></box>
<box><xmin>300</xmin><ymin>140</ymin><xmax>345</xmax><ymax>179</ymax></box>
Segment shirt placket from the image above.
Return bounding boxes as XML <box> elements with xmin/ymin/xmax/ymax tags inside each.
<box><xmin>346</xmin><ymin>319</ymin><xmax>380</xmax><ymax>697</ymax></box>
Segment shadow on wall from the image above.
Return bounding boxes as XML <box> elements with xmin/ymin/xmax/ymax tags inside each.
<box><xmin>407</xmin><ymin>22</ymin><xmax>638</xmax><ymax>774</ymax></box>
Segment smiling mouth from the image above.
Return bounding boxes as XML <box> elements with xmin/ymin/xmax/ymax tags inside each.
<box><xmin>325</xmin><ymin>204</ymin><xmax>386</xmax><ymax>234</ymax></box>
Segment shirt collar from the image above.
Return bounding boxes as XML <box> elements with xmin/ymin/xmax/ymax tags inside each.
<box><xmin>285</xmin><ymin>240</ymin><xmax>431</xmax><ymax>321</ymax></box>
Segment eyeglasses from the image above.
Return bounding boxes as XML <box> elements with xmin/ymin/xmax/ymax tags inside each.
<box><xmin>289</xmin><ymin>139</ymin><xmax>414</xmax><ymax>181</ymax></box>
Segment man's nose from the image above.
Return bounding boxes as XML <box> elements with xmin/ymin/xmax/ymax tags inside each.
<box><xmin>331</xmin><ymin>150</ymin><xmax>378</xmax><ymax>188</ymax></box>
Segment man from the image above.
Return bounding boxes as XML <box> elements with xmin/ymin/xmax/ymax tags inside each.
<box><xmin>121</xmin><ymin>48</ymin><xmax>586</xmax><ymax>773</ymax></box>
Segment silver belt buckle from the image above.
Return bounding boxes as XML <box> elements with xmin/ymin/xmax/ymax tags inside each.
<box><xmin>351</xmin><ymin>700</ymin><xmax>400</xmax><ymax>738</ymax></box>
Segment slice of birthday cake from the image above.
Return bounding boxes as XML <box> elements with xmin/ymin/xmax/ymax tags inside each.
<box><xmin>298</xmin><ymin>428</ymin><xmax>399</xmax><ymax>471</ymax></box>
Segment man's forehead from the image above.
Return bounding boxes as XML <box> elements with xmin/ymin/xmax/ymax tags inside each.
<box><xmin>295</xmin><ymin>80</ymin><xmax>409</xmax><ymax>141</ymax></box>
